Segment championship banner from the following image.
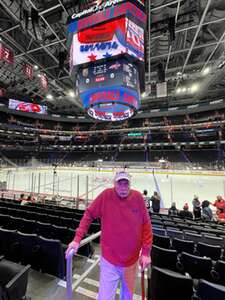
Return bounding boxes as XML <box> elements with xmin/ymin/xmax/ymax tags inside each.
<box><xmin>70</xmin><ymin>17</ymin><xmax>144</xmax><ymax>68</ymax></box>
<box><xmin>77</xmin><ymin>58</ymin><xmax>139</xmax><ymax>93</ymax></box>
<box><xmin>23</xmin><ymin>63</ymin><xmax>34</xmax><ymax>80</ymax></box>
<box><xmin>0</xmin><ymin>88</ymin><xmax>6</xmax><ymax>97</ymax></box>
<box><xmin>0</xmin><ymin>43</ymin><xmax>14</xmax><ymax>64</ymax></box>
<box><xmin>156</xmin><ymin>82</ymin><xmax>167</xmax><ymax>98</ymax></box>
<box><xmin>39</xmin><ymin>74</ymin><xmax>48</xmax><ymax>90</ymax></box>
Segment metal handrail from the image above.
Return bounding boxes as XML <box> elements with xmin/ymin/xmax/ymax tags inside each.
<box><xmin>66</xmin><ymin>231</ymin><xmax>101</xmax><ymax>300</ymax></box>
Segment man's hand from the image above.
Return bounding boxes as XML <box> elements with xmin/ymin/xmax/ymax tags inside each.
<box><xmin>65</xmin><ymin>241</ymin><xmax>79</xmax><ymax>259</ymax></box>
<box><xmin>139</xmin><ymin>255</ymin><xmax>151</xmax><ymax>271</ymax></box>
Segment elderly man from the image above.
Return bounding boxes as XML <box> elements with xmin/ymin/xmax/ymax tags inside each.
<box><xmin>66</xmin><ymin>170</ymin><xmax>152</xmax><ymax>300</ymax></box>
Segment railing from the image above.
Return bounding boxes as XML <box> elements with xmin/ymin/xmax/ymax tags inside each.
<box><xmin>1</xmin><ymin>159</ymin><xmax>225</xmax><ymax>173</ymax></box>
<box><xmin>66</xmin><ymin>231</ymin><xmax>101</xmax><ymax>300</ymax></box>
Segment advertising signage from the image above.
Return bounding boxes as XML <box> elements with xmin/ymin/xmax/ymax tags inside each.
<box><xmin>68</xmin><ymin>1</ymin><xmax>146</xmax><ymax>34</ymax></box>
<box><xmin>70</xmin><ymin>0</ymin><xmax>145</xmax><ymax>21</ymax></box>
<box><xmin>9</xmin><ymin>99</ymin><xmax>47</xmax><ymax>114</ymax></box>
<box><xmin>70</xmin><ymin>17</ymin><xmax>144</xmax><ymax>68</ymax></box>
<box><xmin>80</xmin><ymin>86</ymin><xmax>140</xmax><ymax>121</ymax></box>
<box><xmin>77</xmin><ymin>58</ymin><xmax>139</xmax><ymax>93</ymax></box>
<box><xmin>88</xmin><ymin>107</ymin><xmax>134</xmax><ymax>121</ymax></box>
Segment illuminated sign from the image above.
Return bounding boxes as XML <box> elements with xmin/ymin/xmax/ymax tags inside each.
<box><xmin>80</xmin><ymin>86</ymin><xmax>139</xmax><ymax>121</ymax></box>
<box><xmin>77</xmin><ymin>58</ymin><xmax>139</xmax><ymax>93</ymax></box>
<box><xmin>70</xmin><ymin>18</ymin><xmax>144</xmax><ymax>68</ymax></box>
<box><xmin>127</xmin><ymin>132</ymin><xmax>144</xmax><ymax>136</ymax></box>
<box><xmin>71</xmin><ymin>0</ymin><xmax>145</xmax><ymax>20</ymax></box>
<box><xmin>81</xmin><ymin>88</ymin><xmax>139</xmax><ymax>109</ymax></box>
<box><xmin>71</xmin><ymin>0</ymin><xmax>123</xmax><ymax>20</ymax></box>
<box><xmin>68</xmin><ymin>2</ymin><xmax>146</xmax><ymax>34</ymax></box>
<box><xmin>9</xmin><ymin>99</ymin><xmax>47</xmax><ymax>114</ymax></box>
<box><xmin>88</xmin><ymin>107</ymin><xmax>134</xmax><ymax>121</ymax></box>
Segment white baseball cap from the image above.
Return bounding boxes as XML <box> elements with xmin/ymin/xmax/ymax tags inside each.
<box><xmin>114</xmin><ymin>171</ymin><xmax>131</xmax><ymax>182</ymax></box>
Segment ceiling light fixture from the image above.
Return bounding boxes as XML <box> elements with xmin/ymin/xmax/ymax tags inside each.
<box><xmin>68</xmin><ymin>90</ymin><xmax>75</xmax><ymax>98</ymax></box>
<box><xmin>46</xmin><ymin>94</ymin><xmax>53</xmax><ymax>100</ymax></box>
<box><xmin>202</xmin><ymin>67</ymin><xmax>210</xmax><ymax>75</ymax></box>
<box><xmin>141</xmin><ymin>92</ymin><xmax>148</xmax><ymax>98</ymax></box>
<box><xmin>190</xmin><ymin>84</ymin><xmax>199</xmax><ymax>93</ymax></box>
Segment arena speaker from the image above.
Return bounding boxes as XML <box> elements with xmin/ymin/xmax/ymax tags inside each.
<box><xmin>168</xmin><ymin>16</ymin><xmax>176</xmax><ymax>43</ymax></box>
<box><xmin>58</xmin><ymin>51</ymin><xmax>67</xmax><ymax>70</ymax></box>
<box><xmin>31</xmin><ymin>8</ymin><xmax>42</xmax><ymax>41</ymax></box>
<box><xmin>157</xmin><ymin>63</ymin><xmax>165</xmax><ymax>82</ymax></box>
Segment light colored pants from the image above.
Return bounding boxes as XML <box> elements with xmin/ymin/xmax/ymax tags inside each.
<box><xmin>97</xmin><ymin>256</ymin><xmax>138</xmax><ymax>300</ymax></box>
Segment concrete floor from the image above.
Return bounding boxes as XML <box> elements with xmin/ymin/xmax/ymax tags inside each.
<box><xmin>26</xmin><ymin>244</ymin><xmax>146</xmax><ymax>300</ymax></box>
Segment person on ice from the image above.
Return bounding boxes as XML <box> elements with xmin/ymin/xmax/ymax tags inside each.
<box><xmin>66</xmin><ymin>170</ymin><xmax>152</xmax><ymax>300</ymax></box>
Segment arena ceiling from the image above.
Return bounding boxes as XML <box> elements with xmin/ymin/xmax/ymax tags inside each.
<box><xmin>0</xmin><ymin>0</ymin><xmax>225</xmax><ymax>116</ymax></box>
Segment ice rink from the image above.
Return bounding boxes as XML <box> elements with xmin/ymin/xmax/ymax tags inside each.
<box><xmin>1</xmin><ymin>166</ymin><xmax>225</xmax><ymax>209</ymax></box>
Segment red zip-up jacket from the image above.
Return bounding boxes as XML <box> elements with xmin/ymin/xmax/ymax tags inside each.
<box><xmin>74</xmin><ymin>188</ymin><xmax>153</xmax><ymax>267</ymax></box>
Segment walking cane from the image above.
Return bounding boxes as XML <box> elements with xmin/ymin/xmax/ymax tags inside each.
<box><xmin>141</xmin><ymin>270</ymin><xmax>145</xmax><ymax>300</ymax></box>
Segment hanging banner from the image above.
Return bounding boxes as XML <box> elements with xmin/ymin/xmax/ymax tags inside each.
<box><xmin>39</xmin><ymin>74</ymin><xmax>48</xmax><ymax>90</ymax></box>
<box><xmin>23</xmin><ymin>63</ymin><xmax>34</xmax><ymax>80</ymax></box>
<box><xmin>0</xmin><ymin>43</ymin><xmax>14</xmax><ymax>64</ymax></box>
<box><xmin>156</xmin><ymin>82</ymin><xmax>167</xmax><ymax>98</ymax></box>
<box><xmin>0</xmin><ymin>88</ymin><xmax>6</xmax><ymax>97</ymax></box>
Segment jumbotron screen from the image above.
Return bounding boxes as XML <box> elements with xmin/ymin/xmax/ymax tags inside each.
<box><xmin>9</xmin><ymin>99</ymin><xmax>47</xmax><ymax>114</ymax></box>
<box><xmin>77</xmin><ymin>58</ymin><xmax>139</xmax><ymax>93</ymax></box>
<box><xmin>70</xmin><ymin>17</ymin><xmax>144</xmax><ymax>68</ymax></box>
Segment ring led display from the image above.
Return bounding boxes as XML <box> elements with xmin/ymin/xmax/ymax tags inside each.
<box><xmin>80</xmin><ymin>86</ymin><xmax>139</xmax><ymax>121</ymax></box>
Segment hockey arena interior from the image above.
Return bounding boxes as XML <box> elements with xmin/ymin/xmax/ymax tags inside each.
<box><xmin>0</xmin><ymin>0</ymin><xmax>225</xmax><ymax>299</ymax></box>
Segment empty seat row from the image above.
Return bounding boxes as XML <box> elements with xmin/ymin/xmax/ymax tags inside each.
<box><xmin>152</xmin><ymin>226</ymin><xmax>225</xmax><ymax>247</ymax></box>
<box><xmin>151</xmin><ymin>245</ymin><xmax>225</xmax><ymax>286</ymax></box>
<box><xmin>0</xmin><ymin>217</ymin><xmax>100</xmax><ymax>247</ymax></box>
<box><xmin>0</xmin><ymin>213</ymin><xmax>100</xmax><ymax>235</ymax></box>
<box><xmin>151</xmin><ymin>212</ymin><xmax>225</xmax><ymax>230</ymax></box>
<box><xmin>153</xmin><ymin>234</ymin><xmax>225</xmax><ymax>260</ymax></box>
<box><xmin>0</xmin><ymin>214</ymin><xmax>80</xmax><ymax>231</ymax></box>
<box><xmin>0</xmin><ymin>256</ymin><xmax>30</xmax><ymax>300</ymax></box>
<box><xmin>152</xmin><ymin>218</ymin><xmax>225</xmax><ymax>238</ymax></box>
<box><xmin>149</xmin><ymin>266</ymin><xmax>225</xmax><ymax>300</ymax></box>
<box><xmin>0</xmin><ymin>205</ymin><xmax>85</xmax><ymax>222</ymax></box>
<box><xmin>0</xmin><ymin>228</ymin><xmax>94</xmax><ymax>279</ymax></box>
